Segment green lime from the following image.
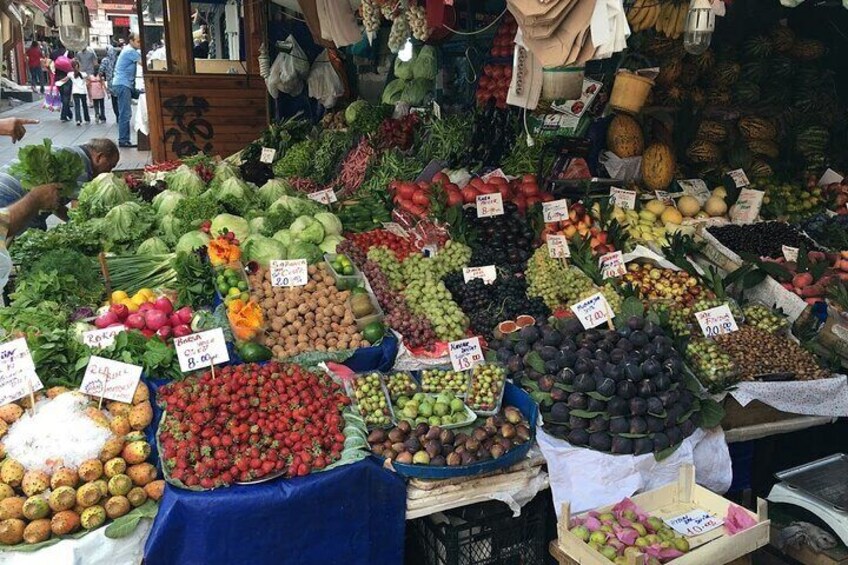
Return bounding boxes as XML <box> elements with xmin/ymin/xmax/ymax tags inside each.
<box><xmin>240</xmin><ymin>292</ymin><xmax>250</xmax><ymax>301</ymax></box>
<box><xmin>227</xmin><ymin>287</ymin><xmax>241</xmax><ymax>298</ymax></box>
<box><xmin>237</xmin><ymin>281</ymin><xmax>248</xmax><ymax>291</ymax></box>
<box><xmin>362</xmin><ymin>321</ymin><xmax>385</xmax><ymax>344</ymax></box>
<box><xmin>218</xmin><ymin>284</ymin><xmax>229</xmax><ymax>295</ymax></box>
<box><xmin>342</xmin><ymin>266</ymin><xmax>354</xmax><ymax>276</ymax></box>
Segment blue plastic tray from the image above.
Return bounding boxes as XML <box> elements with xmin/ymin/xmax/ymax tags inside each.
<box><xmin>371</xmin><ymin>382</ymin><xmax>537</xmax><ymax>480</ymax></box>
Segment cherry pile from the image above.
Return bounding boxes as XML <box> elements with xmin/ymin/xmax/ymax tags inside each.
<box><xmin>157</xmin><ymin>362</ymin><xmax>351</xmax><ymax>488</ymax></box>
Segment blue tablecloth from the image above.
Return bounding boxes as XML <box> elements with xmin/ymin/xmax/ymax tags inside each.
<box><xmin>144</xmin><ymin>458</ymin><xmax>406</xmax><ymax>565</ymax></box>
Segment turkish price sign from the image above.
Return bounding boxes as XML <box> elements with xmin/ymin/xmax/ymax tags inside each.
<box><xmin>547</xmin><ymin>234</ymin><xmax>570</xmax><ymax>258</ymax></box>
<box><xmin>463</xmin><ymin>266</ymin><xmax>497</xmax><ymax>285</ymax></box>
<box><xmin>818</xmin><ymin>168</ymin><xmax>844</xmax><ymax>186</ymax></box>
<box><xmin>727</xmin><ymin>168</ymin><xmax>751</xmax><ymax>188</ymax></box>
<box><xmin>174</xmin><ymin>328</ymin><xmax>230</xmax><ymax>373</ymax></box>
<box><xmin>695</xmin><ymin>304</ymin><xmax>739</xmax><ymax>338</ymax></box>
<box><xmin>381</xmin><ymin>222</ymin><xmax>410</xmax><ymax>238</ymax></box>
<box><xmin>82</xmin><ymin>325</ymin><xmax>126</xmax><ymax>349</ymax></box>
<box><xmin>270</xmin><ymin>259</ymin><xmax>308</xmax><ymax>288</ymax></box>
<box><xmin>782</xmin><ymin>245</ymin><xmax>799</xmax><ymax>262</ymax></box>
<box><xmin>476</xmin><ymin>193</ymin><xmax>504</xmax><ymax>217</ymax></box>
<box><xmin>570</xmin><ymin>293</ymin><xmax>615</xmax><ymax>330</ymax></box>
<box><xmin>307</xmin><ymin>188</ymin><xmax>337</xmax><ymax>205</ymax></box>
<box><xmin>664</xmin><ymin>509</ymin><xmax>724</xmax><ymax>537</ymax></box>
<box><xmin>449</xmin><ymin>337</ymin><xmax>484</xmax><ymax>371</ymax></box>
<box><xmin>481</xmin><ymin>168</ymin><xmax>508</xmax><ymax>182</ymax></box>
<box><xmin>0</xmin><ymin>338</ymin><xmax>42</xmax><ymax>406</ymax></box>
<box><xmin>677</xmin><ymin>179</ymin><xmax>711</xmax><ymax>205</ymax></box>
<box><xmin>259</xmin><ymin>147</ymin><xmax>277</xmax><ymax>164</ymax></box>
<box><xmin>609</xmin><ymin>187</ymin><xmax>637</xmax><ymax>210</ymax></box>
<box><xmin>729</xmin><ymin>188</ymin><xmax>764</xmax><ymax>224</ymax></box>
<box><xmin>542</xmin><ymin>199</ymin><xmax>569</xmax><ymax>223</ymax></box>
<box><xmin>654</xmin><ymin>190</ymin><xmax>675</xmax><ymax>205</ymax></box>
<box><xmin>599</xmin><ymin>251</ymin><xmax>626</xmax><ymax>279</ymax></box>
<box><xmin>80</xmin><ymin>356</ymin><xmax>142</xmax><ymax>404</ymax></box>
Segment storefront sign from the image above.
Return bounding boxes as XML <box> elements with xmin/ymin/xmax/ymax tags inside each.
<box><xmin>462</xmin><ymin>266</ymin><xmax>497</xmax><ymax>284</ymax></box>
<box><xmin>547</xmin><ymin>235</ymin><xmax>570</xmax><ymax>258</ymax></box>
<box><xmin>542</xmin><ymin>199</ymin><xmax>569</xmax><ymax>223</ymax></box>
<box><xmin>570</xmin><ymin>293</ymin><xmax>615</xmax><ymax>329</ymax></box>
<box><xmin>599</xmin><ymin>251</ymin><xmax>626</xmax><ymax>278</ymax></box>
<box><xmin>0</xmin><ymin>338</ymin><xmax>42</xmax><ymax>406</ymax></box>
<box><xmin>476</xmin><ymin>193</ymin><xmax>504</xmax><ymax>217</ymax></box>
<box><xmin>609</xmin><ymin>187</ymin><xmax>637</xmax><ymax>210</ymax></box>
<box><xmin>82</xmin><ymin>326</ymin><xmax>126</xmax><ymax>349</ymax></box>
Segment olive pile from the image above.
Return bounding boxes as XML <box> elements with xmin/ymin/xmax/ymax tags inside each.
<box><xmin>499</xmin><ymin>316</ymin><xmax>701</xmax><ymax>456</ymax></box>
<box><xmin>714</xmin><ymin>326</ymin><xmax>829</xmax><ymax>382</ymax></box>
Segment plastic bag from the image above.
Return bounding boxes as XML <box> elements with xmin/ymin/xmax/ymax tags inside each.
<box><xmin>277</xmin><ymin>35</ymin><xmax>310</xmax><ymax>97</ymax></box>
<box><xmin>307</xmin><ymin>49</ymin><xmax>344</xmax><ymax>108</ymax></box>
<box><xmin>43</xmin><ymin>84</ymin><xmax>61</xmax><ymax>111</ymax></box>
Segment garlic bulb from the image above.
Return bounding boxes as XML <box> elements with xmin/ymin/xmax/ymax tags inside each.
<box><xmin>360</xmin><ymin>0</ymin><xmax>381</xmax><ymax>33</ymax></box>
<box><xmin>388</xmin><ymin>13</ymin><xmax>410</xmax><ymax>53</ymax></box>
<box><xmin>406</xmin><ymin>4</ymin><xmax>430</xmax><ymax>41</ymax></box>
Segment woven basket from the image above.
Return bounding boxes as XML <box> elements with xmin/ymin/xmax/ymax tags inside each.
<box><xmin>610</xmin><ymin>70</ymin><xmax>654</xmax><ymax>115</ymax></box>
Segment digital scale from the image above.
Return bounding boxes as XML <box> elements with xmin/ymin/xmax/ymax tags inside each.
<box><xmin>768</xmin><ymin>454</ymin><xmax>848</xmax><ymax>545</ymax></box>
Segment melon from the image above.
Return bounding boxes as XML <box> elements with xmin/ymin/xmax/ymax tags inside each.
<box><xmin>704</xmin><ymin>196</ymin><xmax>728</xmax><ymax>217</ymax></box>
<box><xmin>677</xmin><ymin>196</ymin><xmax>701</xmax><ymax>218</ymax></box>
<box><xmin>661</xmin><ymin>207</ymin><xmax>683</xmax><ymax>226</ymax></box>
<box><xmin>607</xmin><ymin>115</ymin><xmax>644</xmax><ymax>158</ymax></box>
<box><xmin>640</xmin><ymin>144</ymin><xmax>675</xmax><ymax>191</ymax></box>
<box><xmin>645</xmin><ymin>199</ymin><xmax>666</xmax><ymax>216</ymax></box>
<box><xmin>712</xmin><ymin>187</ymin><xmax>727</xmax><ymax>199</ymax></box>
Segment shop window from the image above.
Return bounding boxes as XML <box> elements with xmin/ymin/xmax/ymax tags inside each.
<box><xmin>191</xmin><ymin>0</ymin><xmax>246</xmax><ymax>74</ymax></box>
<box><xmin>140</xmin><ymin>0</ymin><xmax>168</xmax><ymax>71</ymax></box>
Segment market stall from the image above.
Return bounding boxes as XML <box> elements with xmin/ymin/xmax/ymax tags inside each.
<box><xmin>1</xmin><ymin>0</ymin><xmax>848</xmax><ymax>563</ymax></box>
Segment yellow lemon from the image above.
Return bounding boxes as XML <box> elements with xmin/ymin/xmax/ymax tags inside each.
<box><xmin>111</xmin><ymin>290</ymin><xmax>129</xmax><ymax>304</ymax></box>
<box><xmin>139</xmin><ymin>288</ymin><xmax>156</xmax><ymax>301</ymax></box>
<box><xmin>131</xmin><ymin>294</ymin><xmax>148</xmax><ymax>307</ymax></box>
<box><xmin>121</xmin><ymin>299</ymin><xmax>140</xmax><ymax>313</ymax></box>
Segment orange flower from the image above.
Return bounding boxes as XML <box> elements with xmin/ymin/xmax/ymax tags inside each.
<box><xmin>208</xmin><ymin>237</ymin><xmax>242</xmax><ymax>266</ymax></box>
<box><xmin>227</xmin><ymin>299</ymin><xmax>263</xmax><ymax>341</ymax></box>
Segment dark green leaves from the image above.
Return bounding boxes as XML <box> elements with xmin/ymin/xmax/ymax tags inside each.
<box><xmin>698</xmin><ymin>398</ymin><xmax>725</xmax><ymax>429</ymax></box>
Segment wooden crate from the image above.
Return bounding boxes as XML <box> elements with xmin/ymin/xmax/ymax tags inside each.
<box><xmin>550</xmin><ymin>464</ymin><xmax>770</xmax><ymax>564</ymax></box>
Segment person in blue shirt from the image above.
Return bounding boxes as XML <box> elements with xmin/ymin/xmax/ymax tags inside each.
<box><xmin>112</xmin><ymin>34</ymin><xmax>142</xmax><ymax>148</ymax></box>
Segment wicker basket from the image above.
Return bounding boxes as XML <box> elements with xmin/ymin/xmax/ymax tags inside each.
<box><xmin>541</xmin><ymin>66</ymin><xmax>585</xmax><ymax>101</ymax></box>
<box><xmin>609</xmin><ymin>70</ymin><xmax>654</xmax><ymax>114</ymax></box>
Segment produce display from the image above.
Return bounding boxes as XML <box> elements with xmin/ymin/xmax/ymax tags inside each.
<box><xmin>350</xmin><ymin>373</ymin><xmax>392</xmax><ymax>427</ymax></box>
<box><xmin>466</xmin><ymin>364</ymin><xmax>506</xmax><ymax>413</ymax></box>
<box><xmin>393</xmin><ymin>392</ymin><xmax>472</xmax><ymax>427</ymax></box>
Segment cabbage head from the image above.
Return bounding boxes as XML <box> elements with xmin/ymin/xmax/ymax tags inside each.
<box><xmin>270</xmin><ymin>195</ymin><xmax>320</xmax><ymax>217</ymax></box>
<box><xmin>319</xmin><ymin>235</ymin><xmax>344</xmax><ymax>254</ymax></box>
<box><xmin>243</xmin><ymin>235</ymin><xmax>287</xmax><ymax>267</ymax></box>
<box><xmin>249</xmin><ymin>216</ymin><xmax>267</xmax><ymax>235</ymax></box>
<box><xmin>382</xmin><ymin>79</ymin><xmax>406</xmax><ymax>105</ymax></box>
<box><xmin>137</xmin><ymin>237</ymin><xmax>170</xmax><ymax>255</ymax></box>
<box><xmin>290</xmin><ymin>215</ymin><xmax>324</xmax><ymax>244</ymax></box>
<box><xmin>258</xmin><ymin>178</ymin><xmax>292</xmax><ymax>206</ymax></box>
<box><xmin>288</xmin><ymin>241</ymin><xmax>323</xmax><ymax>264</ymax></box>
<box><xmin>210</xmin><ymin>161</ymin><xmax>239</xmax><ymax>190</ymax></box>
<box><xmin>75</xmin><ymin>173</ymin><xmax>134</xmax><ymax>219</ymax></box>
<box><xmin>103</xmin><ymin>201</ymin><xmax>154</xmax><ymax>243</ymax></box>
<box><xmin>401</xmin><ymin>78</ymin><xmax>431</xmax><ymax>106</ymax></box>
<box><xmin>165</xmin><ymin>165</ymin><xmax>205</xmax><ymax>197</ymax></box>
<box><xmin>175</xmin><ymin>230</ymin><xmax>211</xmax><ymax>254</ymax></box>
<box><xmin>394</xmin><ymin>56</ymin><xmax>413</xmax><ymax>80</ymax></box>
<box><xmin>412</xmin><ymin>46</ymin><xmax>437</xmax><ymax>80</ymax></box>
<box><xmin>345</xmin><ymin>99</ymin><xmax>367</xmax><ymax>126</ymax></box>
<box><xmin>152</xmin><ymin>190</ymin><xmax>185</xmax><ymax>217</ymax></box>
<box><xmin>273</xmin><ymin>229</ymin><xmax>292</xmax><ymax>248</ymax></box>
<box><xmin>210</xmin><ymin>213</ymin><xmax>250</xmax><ymax>242</ymax></box>
<box><xmin>158</xmin><ymin>214</ymin><xmax>185</xmax><ymax>245</ymax></box>
<box><xmin>313</xmin><ymin>212</ymin><xmax>342</xmax><ymax>237</ymax></box>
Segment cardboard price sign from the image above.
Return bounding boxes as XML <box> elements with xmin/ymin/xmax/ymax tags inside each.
<box><xmin>677</xmin><ymin>179</ymin><xmax>711</xmax><ymax>205</ymax></box>
<box><xmin>0</xmin><ymin>338</ymin><xmax>42</xmax><ymax>406</ymax></box>
<box><xmin>782</xmin><ymin>245</ymin><xmax>799</xmax><ymax>262</ymax></box>
<box><xmin>448</xmin><ymin>337</ymin><xmax>484</xmax><ymax>371</ymax></box>
<box><xmin>695</xmin><ymin>304</ymin><xmax>739</xmax><ymax>337</ymax></box>
<box><xmin>727</xmin><ymin>168</ymin><xmax>751</xmax><ymax>188</ymax></box>
<box><xmin>80</xmin><ymin>356</ymin><xmax>142</xmax><ymax>404</ymax></box>
<box><xmin>259</xmin><ymin>147</ymin><xmax>277</xmax><ymax>164</ymax></box>
<box><xmin>174</xmin><ymin>328</ymin><xmax>230</xmax><ymax>373</ymax></box>
<box><xmin>570</xmin><ymin>293</ymin><xmax>615</xmax><ymax>329</ymax></box>
<box><xmin>818</xmin><ymin>168</ymin><xmax>844</xmax><ymax>186</ymax></box>
<box><xmin>481</xmin><ymin>168</ymin><xmax>508</xmax><ymax>182</ymax></box>
<box><xmin>729</xmin><ymin>188</ymin><xmax>764</xmax><ymax>224</ymax></box>
<box><xmin>270</xmin><ymin>259</ymin><xmax>308</xmax><ymax>287</ymax></box>
<box><xmin>547</xmin><ymin>234</ymin><xmax>570</xmax><ymax>258</ymax></box>
<box><xmin>381</xmin><ymin>222</ymin><xmax>410</xmax><ymax>238</ymax></box>
<box><xmin>82</xmin><ymin>325</ymin><xmax>126</xmax><ymax>349</ymax></box>
<box><xmin>599</xmin><ymin>251</ymin><xmax>626</xmax><ymax>279</ymax></box>
<box><xmin>463</xmin><ymin>266</ymin><xmax>496</xmax><ymax>285</ymax></box>
<box><xmin>664</xmin><ymin>509</ymin><xmax>724</xmax><ymax>537</ymax></box>
<box><xmin>609</xmin><ymin>187</ymin><xmax>637</xmax><ymax>210</ymax></box>
<box><xmin>542</xmin><ymin>199</ymin><xmax>569</xmax><ymax>223</ymax></box>
<box><xmin>476</xmin><ymin>193</ymin><xmax>504</xmax><ymax>217</ymax></box>
<box><xmin>307</xmin><ymin>188</ymin><xmax>337</xmax><ymax>205</ymax></box>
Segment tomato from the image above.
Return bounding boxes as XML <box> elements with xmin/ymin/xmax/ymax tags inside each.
<box><xmin>539</xmin><ymin>192</ymin><xmax>555</xmax><ymax>202</ymax></box>
<box><xmin>461</xmin><ymin>186</ymin><xmax>479</xmax><ymax>204</ymax></box>
<box><xmin>447</xmin><ymin>189</ymin><xmax>463</xmax><ymax>207</ymax></box>
<box><xmin>497</xmin><ymin>184</ymin><xmax>510</xmax><ymax>200</ymax></box>
<box><xmin>445</xmin><ymin>182</ymin><xmax>459</xmax><ymax>192</ymax></box>
<box><xmin>512</xmin><ymin>194</ymin><xmax>527</xmax><ymax>214</ymax></box>
<box><xmin>469</xmin><ymin>177</ymin><xmax>485</xmax><ymax>190</ymax></box>
<box><xmin>412</xmin><ymin>191</ymin><xmax>430</xmax><ymax>206</ymax></box>
<box><xmin>478</xmin><ymin>184</ymin><xmax>498</xmax><ymax>195</ymax></box>
<box><xmin>521</xmin><ymin>174</ymin><xmax>536</xmax><ymax>183</ymax></box>
<box><xmin>397</xmin><ymin>182</ymin><xmax>416</xmax><ymax>200</ymax></box>
<box><xmin>432</xmin><ymin>172</ymin><xmax>449</xmax><ymax>184</ymax></box>
<box><xmin>489</xmin><ymin>176</ymin><xmax>508</xmax><ymax>185</ymax></box>
<box><xmin>526</xmin><ymin>195</ymin><xmax>542</xmax><ymax>207</ymax></box>
<box><xmin>519</xmin><ymin>182</ymin><xmax>539</xmax><ymax>196</ymax></box>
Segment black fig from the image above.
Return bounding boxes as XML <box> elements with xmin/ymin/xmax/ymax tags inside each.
<box><xmin>550</xmin><ymin>402</ymin><xmax>570</xmax><ymax>422</ymax></box>
<box><xmin>616</xmin><ymin>380</ymin><xmax>637</xmax><ymax>399</ymax></box>
<box><xmin>609</xmin><ymin>417</ymin><xmax>629</xmax><ymax>434</ymax></box>
<box><xmin>629</xmin><ymin>416</ymin><xmax>648</xmax><ymax>435</ymax></box>
<box><xmin>633</xmin><ymin>437</ymin><xmax>653</xmax><ymax>455</ymax></box>
<box><xmin>630</xmin><ymin>397</ymin><xmax>648</xmax><ymax>416</ymax></box>
<box><xmin>607</xmin><ymin>397</ymin><xmax>629</xmax><ymax>417</ymax></box>
<box><xmin>568</xmin><ymin>415</ymin><xmax>588</xmax><ymax>429</ymax></box>
<box><xmin>557</xmin><ymin>368</ymin><xmax>576</xmax><ymax>385</ymax></box>
<box><xmin>567</xmin><ymin>429</ymin><xmax>589</xmax><ymax>446</ymax></box>
<box><xmin>611</xmin><ymin>436</ymin><xmax>633</xmax><ymax>454</ymax></box>
<box><xmin>573</xmin><ymin>373</ymin><xmax>596</xmax><ymax>393</ymax></box>
<box><xmin>567</xmin><ymin>392</ymin><xmax>588</xmax><ymax>410</ymax></box>
<box><xmin>587</xmin><ymin>415</ymin><xmax>609</xmax><ymax>433</ymax></box>
<box><xmin>652</xmin><ymin>432</ymin><xmax>670</xmax><ymax>452</ymax></box>
<box><xmin>589</xmin><ymin>432</ymin><xmax>612</xmax><ymax>452</ymax></box>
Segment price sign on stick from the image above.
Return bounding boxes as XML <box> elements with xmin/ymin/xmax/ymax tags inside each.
<box><xmin>695</xmin><ymin>304</ymin><xmax>738</xmax><ymax>337</ymax></box>
<box><xmin>174</xmin><ymin>328</ymin><xmax>230</xmax><ymax>373</ymax></box>
<box><xmin>259</xmin><ymin>147</ymin><xmax>277</xmax><ymax>164</ymax></box>
<box><xmin>449</xmin><ymin>337</ymin><xmax>483</xmax><ymax>371</ymax></box>
<box><xmin>476</xmin><ymin>193</ymin><xmax>504</xmax><ymax>218</ymax></box>
<box><xmin>82</xmin><ymin>325</ymin><xmax>126</xmax><ymax>349</ymax></box>
<box><xmin>609</xmin><ymin>187</ymin><xmax>637</xmax><ymax>210</ymax></box>
<box><xmin>270</xmin><ymin>259</ymin><xmax>308</xmax><ymax>287</ymax></box>
<box><xmin>307</xmin><ymin>188</ymin><xmax>337</xmax><ymax>205</ymax></box>
<box><xmin>664</xmin><ymin>509</ymin><xmax>724</xmax><ymax>537</ymax></box>
<box><xmin>547</xmin><ymin>235</ymin><xmax>570</xmax><ymax>259</ymax></box>
<box><xmin>570</xmin><ymin>293</ymin><xmax>615</xmax><ymax>330</ymax></box>
<box><xmin>463</xmin><ymin>266</ymin><xmax>496</xmax><ymax>284</ymax></box>
<box><xmin>0</xmin><ymin>338</ymin><xmax>42</xmax><ymax>406</ymax></box>
<box><xmin>542</xmin><ymin>199</ymin><xmax>569</xmax><ymax>223</ymax></box>
<box><xmin>599</xmin><ymin>251</ymin><xmax>626</xmax><ymax>279</ymax></box>
<box><xmin>80</xmin><ymin>356</ymin><xmax>142</xmax><ymax>404</ymax></box>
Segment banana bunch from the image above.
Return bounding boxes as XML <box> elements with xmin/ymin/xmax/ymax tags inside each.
<box><xmin>628</xmin><ymin>0</ymin><xmax>688</xmax><ymax>38</ymax></box>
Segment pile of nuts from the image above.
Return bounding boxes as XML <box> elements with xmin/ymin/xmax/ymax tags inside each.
<box><xmin>714</xmin><ymin>326</ymin><xmax>829</xmax><ymax>381</ymax></box>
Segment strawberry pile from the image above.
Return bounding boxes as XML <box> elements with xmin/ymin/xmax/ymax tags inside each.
<box><xmin>157</xmin><ymin>362</ymin><xmax>351</xmax><ymax>488</ymax></box>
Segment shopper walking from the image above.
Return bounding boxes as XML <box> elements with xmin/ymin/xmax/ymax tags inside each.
<box><xmin>75</xmin><ymin>46</ymin><xmax>97</xmax><ymax>74</ymax></box>
<box><xmin>58</xmin><ymin>61</ymin><xmax>90</xmax><ymax>126</ymax></box>
<box><xmin>113</xmin><ymin>34</ymin><xmax>141</xmax><ymax>148</ymax></box>
<box><xmin>26</xmin><ymin>41</ymin><xmax>44</xmax><ymax>93</ymax></box>
<box><xmin>100</xmin><ymin>44</ymin><xmax>119</xmax><ymax>121</ymax></box>
<box><xmin>54</xmin><ymin>51</ymin><xmax>74</xmax><ymax>122</ymax></box>
<box><xmin>88</xmin><ymin>66</ymin><xmax>106</xmax><ymax>124</ymax></box>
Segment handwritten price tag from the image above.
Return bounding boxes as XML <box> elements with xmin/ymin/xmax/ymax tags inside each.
<box><xmin>727</xmin><ymin>168</ymin><xmax>750</xmax><ymax>188</ymax></box>
<box><xmin>677</xmin><ymin>179</ymin><xmax>711</xmax><ymax>205</ymax></box>
<box><xmin>476</xmin><ymin>193</ymin><xmax>504</xmax><ymax>218</ymax></box>
<box><xmin>695</xmin><ymin>304</ymin><xmax>739</xmax><ymax>338</ymax></box>
<box><xmin>481</xmin><ymin>169</ymin><xmax>508</xmax><ymax>182</ymax></box>
<box><xmin>307</xmin><ymin>188</ymin><xmax>337</xmax><ymax>205</ymax></box>
<box><xmin>599</xmin><ymin>251</ymin><xmax>626</xmax><ymax>279</ymax></box>
<box><xmin>82</xmin><ymin>325</ymin><xmax>126</xmax><ymax>349</ymax></box>
<box><xmin>0</xmin><ymin>338</ymin><xmax>42</xmax><ymax>406</ymax></box>
<box><xmin>664</xmin><ymin>509</ymin><xmax>724</xmax><ymax>537</ymax></box>
<box><xmin>570</xmin><ymin>293</ymin><xmax>615</xmax><ymax>330</ymax></box>
<box><xmin>463</xmin><ymin>266</ymin><xmax>497</xmax><ymax>285</ymax></box>
<box><xmin>655</xmin><ymin>190</ymin><xmax>675</xmax><ymax>206</ymax></box>
<box><xmin>174</xmin><ymin>328</ymin><xmax>230</xmax><ymax>373</ymax></box>
<box><xmin>729</xmin><ymin>188</ymin><xmax>764</xmax><ymax>224</ymax></box>
<box><xmin>818</xmin><ymin>168</ymin><xmax>844</xmax><ymax>186</ymax></box>
<box><xmin>547</xmin><ymin>234</ymin><xmax>570</xmax><ymax>258</ymax></box>
<box><xmin>449</xmin><ymin>337</ymin><xmax>484</xmax><ymax>371</ymax></box>
<box><xmin>782</xmin><ymin>245</ymin><xmax>799</xmax><ymax>262</ymax></box>
<box><xmin>259</xmin><ymin>147</ymin><xmax>277</xmax><ymax>164</ymax></box>
<box><xmin>609</xmin><ymin>187</ymin><xmax>637</xmax><ymax>210</ymax></box>
<box><xmin>270</xmin><ymin>259</ymin><xmax>308</xmax><ymax>287</ymax></box>
<box><xmin>381</xmin><ymin>222</ymin><xmax>410</xmax><ymax>238</ymax></box>
<box><xmin>542</xmin><ymin>199</ymin><xmax>569</xmax><ymax>223</ymax></box>
<box><xmin>80</xmin><ymin>356</ymin><xmax>142</xmax><ymax>404</ymax></box>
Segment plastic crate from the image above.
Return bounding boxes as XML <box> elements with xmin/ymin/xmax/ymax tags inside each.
<box><xmin>407</xmin><ymin>493</ymin><xmax>549</xmax><ymax>565</ymax></box>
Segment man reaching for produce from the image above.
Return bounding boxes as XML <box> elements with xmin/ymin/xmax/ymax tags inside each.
<box><xmin>0</xmin><ymin>138</ymin><xmax>119</xmax><ymax>230</ymax></box>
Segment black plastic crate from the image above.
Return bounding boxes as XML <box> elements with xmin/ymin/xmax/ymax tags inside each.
<box><xmin>406</xmin><ymin>493</ymin><xmax>550</xmax><ymax>565</ymax></box>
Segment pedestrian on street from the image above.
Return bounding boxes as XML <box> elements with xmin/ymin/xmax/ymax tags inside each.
<box><xmin>100</xmin><ymin>44</ymin><xmax>119</xmax><ymax>121</ymax></box>
<box><xmin>88</xmin><ymin>66</ymin><xmax>107</xmax><ymax>124</ymax></box>
<box><xmin>26</xmin><ymin>41</ymin><xmax>44</xmax><ymax>93</ymax></box>
<box><xmin>113</xmin><ymin>34</ymin><xmax>141</xmax><ymax>148</ymax></box>
<box><xmin>57</xmin><ymin>61</ymin><xmax>90</xmax><ymax>126</ymax></box>
<box><xmin>54</xmin><ymin>51</ymin><xmax>74</xmax><ymax>122</ymax></box>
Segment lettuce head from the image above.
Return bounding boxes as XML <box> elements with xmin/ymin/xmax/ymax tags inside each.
<box><xmin>290</xmin><ymin>215</ymin><xmax>325</xmax><ymax>244</ymax></box>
